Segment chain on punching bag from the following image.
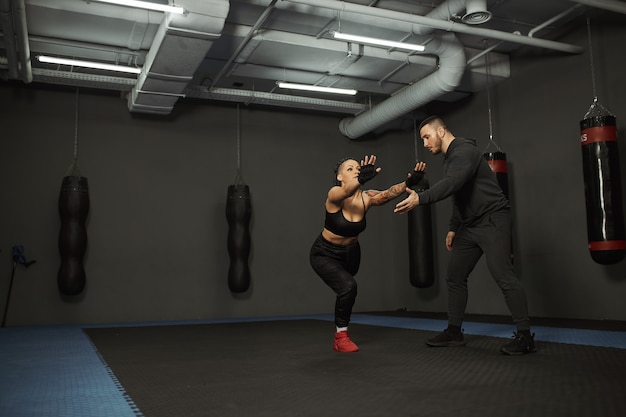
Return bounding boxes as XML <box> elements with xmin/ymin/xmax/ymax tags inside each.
<box><xmin>58</xmin><ymin>89</ymin><xmax>89</xmax><ymax>295</ymax></box>
<box><xmin>408</xmin><ymin>174</ymin><xmax>435</xmax><ymax>288</ymax></box>
<box><xmin>226</xmin><ymin>105</ymin><xmax>252</xmax><ymax>292</ymax></box>
<box><xmin>579</xmin><ymin>100</ymin><xmax>625</xmax><ymax>265</ymax></box>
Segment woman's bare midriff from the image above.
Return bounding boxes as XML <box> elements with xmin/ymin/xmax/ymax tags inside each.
<box><xmin>322</xmin><ymin>228</ymin><xmax>358</xmax><ymax>246</ymax></box>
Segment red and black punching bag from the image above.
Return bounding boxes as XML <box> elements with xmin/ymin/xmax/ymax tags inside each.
<box><xmin>58</xmin><ymin>175</ymin><xmax>89</xmax><ymax>295</ymax></box>
<box><xmin>484</xmin><ymin>151</ymin><xmax>509</xmax><ymax>199</ymax></box>
<box><xmin>226</xmin><ymin>184</ymin><xmax>252</xmax><ymax>292</ymax></box>
<box><xmin>408</xmin><ymin>176</ymin><xmax>434</xmax><ymax>288</ymax></box>
<box><xmin>484</xmin><ymin>151</ymin><xmax>514</xmax><ymax>261</ymax></box>
<box><xmin>580</xmin><ymin>113</ymin><xmax>625</xmax><ymax>264</ymax></box>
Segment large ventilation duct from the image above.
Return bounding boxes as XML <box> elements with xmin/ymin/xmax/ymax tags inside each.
<box><xmin>128</xmin><ymin>0</ymin><xmax>230</xmax><ymax>114</ymax></box>
<box><xmin>339</xmin><ymin>32</ymin><xmax>465</xmax><ymax>139</ymax></box>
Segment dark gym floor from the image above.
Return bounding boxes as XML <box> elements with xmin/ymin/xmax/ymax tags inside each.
<box><xmin>1</xmin><ymin>312</ymin><xmax>625</xmax><ymax>417</ymax></box>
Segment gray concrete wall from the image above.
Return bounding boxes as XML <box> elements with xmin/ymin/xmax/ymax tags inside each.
<box><xmin>1</xmin><ymin>13</ymin><xmax>625</xmax><ymax>325</ymax></box>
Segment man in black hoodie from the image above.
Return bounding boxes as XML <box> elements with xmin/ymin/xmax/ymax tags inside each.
<box><xmin>395</xmin><ymin>115</ymin><xmax>536</xmax><ymax>355</ymax></box>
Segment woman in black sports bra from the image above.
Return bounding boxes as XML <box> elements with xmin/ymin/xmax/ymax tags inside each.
<box><xmin>310</xmin><ymin>155</ymin><xmax>425</xmax><ymax>352</ymax></box>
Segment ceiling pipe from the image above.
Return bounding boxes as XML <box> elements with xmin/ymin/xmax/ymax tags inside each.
<box><xmin>282</xmin><ymin>0</ymin><xmax>583</xmax><ymax>54</ymax></box>
<box><xmin>466</xmin><ymin>40</ymin><xmax>504</xmax><ymax>65</ymax></box>
<box><xmin>338</xmin><ymin>31</ymin><xmax>466</xmax><ymax>139</ymax></box>
<box><xmin>529</xmin><ymin>4</ymin><xmax>585</xmax><ymax>38</ymax></box>
<box><xmin>569</xmin><ymin>0</ymin><xmax>626</xmax><ymax>15</ymax></box>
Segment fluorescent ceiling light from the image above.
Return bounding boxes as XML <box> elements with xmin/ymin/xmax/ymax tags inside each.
<box><xmin>332</xmin><ymin>32</ymin><xmax>425</xmax><ymax>52</ymax></box>
<box><xmin>89</xmin><ymin>0</ymin><xmax>185</xmax><ymax>14</ymax></box>
<box><xmin>277</xmin><ymin>82</ymin><xmax>357</xmax><ymax>96</ymax></box>
<box><xmin>38</xmin><ymin>55</ymin><xmax>142</xmax><ymax>74</ymax></box>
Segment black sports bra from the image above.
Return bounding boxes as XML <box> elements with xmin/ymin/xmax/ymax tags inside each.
<box><xmin>324</xmin><ymin>193</ymin><xmax>367</xmax><ymax>237</ymax></box>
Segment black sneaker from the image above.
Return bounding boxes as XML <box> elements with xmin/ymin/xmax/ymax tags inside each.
<box><xmin>500</xmin><ymin>332</ymin><xmax>537</xmax><ymax>355</ymax></box>
<box><xmin>425</xmin><ymin>329</ymin><xmax>467</xmax><ymax>347</ymax></box>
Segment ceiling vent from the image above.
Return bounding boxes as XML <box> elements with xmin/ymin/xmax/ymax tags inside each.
<box><xmin>462</xmin><ymin>0</ymin><xmax>492</xmax><ymax>24</ymax></box>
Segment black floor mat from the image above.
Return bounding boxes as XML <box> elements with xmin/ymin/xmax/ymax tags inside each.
<box><xmin>84</xmin><ymin>319</ymin><xmax>626</xmax><ymax>417</ymax></box>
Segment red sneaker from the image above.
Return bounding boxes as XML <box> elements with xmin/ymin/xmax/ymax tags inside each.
<box><xmin>333</xmin><ymin>330</ymin><xmax>359</xmax><ymax>352</ymax></box>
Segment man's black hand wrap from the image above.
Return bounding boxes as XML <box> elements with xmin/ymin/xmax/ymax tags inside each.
<box><xmin>358</xmin><ymin>164</ymin><xmax>378</xmax><ymax>184</ymax></box>
<box><xmin>405</xmin><ymin>170</ymin><xmax>425</xmax><ymax>188</ymax></box>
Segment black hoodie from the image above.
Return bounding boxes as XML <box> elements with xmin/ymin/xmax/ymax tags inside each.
<box><xmin>418</xmin><ymin>137</ymin><xmax>509</xmax><ymax>232</ymax></box>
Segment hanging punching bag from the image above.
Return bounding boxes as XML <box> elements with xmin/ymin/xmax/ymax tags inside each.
<box><xmin>58</xmin><ymin>175</ymin><xmax>89</xmax><ymax>295</ymax></box>
<box><xmin>580</xmin><ymin>112</ymin><xmax>626</xmax><ymax>265</ymax></box>
<box><xmin>408</xmin><ymin>175</ymin><xmax>435</xmax><ymax>288</ymax></box>
<box><xmin>484</xmin><ymin>151</ymin><xmax>509</xmax><ymax>199</ymax></box>
<box><xmin>226</xmin><ymin>184</ymin><xmax>252</xmax><ymax>292</ymax></box>
<box><xmin>484</xmin><ymin>151</ymin><xmax>514</xmax><ymax>262</ymax></box>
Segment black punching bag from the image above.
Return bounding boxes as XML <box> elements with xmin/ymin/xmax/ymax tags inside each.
<box><xmin>580</xmin><ymin>113</ymin><xmax>626</xmax><ymax>264</ymax></box>
<box><xmin>484</xmin><ymin>151</ymin><xmax>509</xmax><ymax>199</ymax></box>
<box><xmin>226</xmin><ymin>184</ymin><xmax>252</xmax><ymax>292</ymax></box>
<box><xmin>408</xmin><ymin>176</ymin><xmax>435</xmax><ymax>288</ymax></box>
<box><xmin>58</xmin><ymin>175</ymin><xmax>89</xmax><ymax>295</ymax></box>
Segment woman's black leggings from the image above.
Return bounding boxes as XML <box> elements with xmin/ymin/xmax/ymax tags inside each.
<box><xmin>310</xmin><ymin>234</ymin><xmax>361</xmax><ymax>328</ymax></box>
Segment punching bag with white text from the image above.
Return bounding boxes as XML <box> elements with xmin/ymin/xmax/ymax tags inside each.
<box><xmin>580</xmin><ymin>113</ymin><xmax>625</xmax><ymax>264</ymax></box>
<box><xmin>226</xmin><ymin>184</ymin><xmax>252</xmax><ymax>292</ymax></box>
<box><xmin>408</xmin><ymin>176</ymin><xmax>435</xmax><ymax>288</ymax></box>
<box><xmin>58</xmin><ymin>175</ymin><xmax>89</xmax><ymax>295</ymax></box>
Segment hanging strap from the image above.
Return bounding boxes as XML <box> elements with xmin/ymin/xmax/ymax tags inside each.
<box><xmin>66</xmin><ymin>88</ymin><xmax>83</xmax><ymax>177</ymax></box>
<box><xmin>232</xmin><ymin>104</ymin><xmax>246</xmax><ymax>186</ymax></box>
<box><xmin>481</xmin><ymin>47</ymin><xmax>504</xmax><ymax>154</ymax></box>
